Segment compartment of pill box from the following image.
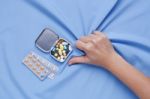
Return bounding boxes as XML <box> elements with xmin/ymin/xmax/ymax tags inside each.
<box><xmin>50</xmin><ymin>38</ymin><xmax>73</xmax><ymax>62</ymax></box>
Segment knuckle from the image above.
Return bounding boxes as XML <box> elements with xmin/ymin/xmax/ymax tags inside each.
<box><xmin>99</xmin><ymin>33</ymin><xmax>107</xmax><ymax>38</ymax></box>
<box><xmin>85</xmin><ymin>43</ymin><xmax>94</xmax><ymax>51</ymax></box>
<box><xmin>102</xmin><ymin>34</ymin><xmax>107</xmax><ymax>39</ymax></box>
<box><xmin>96</xmin><ymin>34</ymin><xmax>107</xmax><ymax>42</ymax></box>
<box><xmin>84</xmin><ymin>46</ymin><xmax>90</xmax><ymax>51</ymax></box>
<box><xmin>96</xmin><ymin>37</ymin><xmax>102</xmax><ymax>42</ymax></box>
<box><xmin>91</xmin><ymin>39</ymin><xmax>97</xmax><ymax>45</ymax></box>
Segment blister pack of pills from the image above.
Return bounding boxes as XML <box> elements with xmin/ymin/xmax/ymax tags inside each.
<box><xmin>22</xmin><ymin>51</ymin><xmax>58</xmax><ymax>80</ymax></box>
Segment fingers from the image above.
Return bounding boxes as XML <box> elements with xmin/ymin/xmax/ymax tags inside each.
<box><xmin>76</xmin><ymin>40</ymin><xmax>87</xmax><ymax>51</ymax></box>
<box><xmin>79</xmin><ymin>34</ymin><xmax>97</xmax><ymax>42</ymax></box>
<box><xmin>68</xmin><ymin>56</ymin><xmax>90</xmax><ymax>65</ymax></box>
<box><xmin>93</xmin><ymin>31</ymin><xmax>102</xmax><ymax>35</ymax></box>
<box><xmin>79</xmin><ymin>36</ymin><xmax>91</xmax><ymax>43</ymax></box>
<box><xmin>76</xmin><ymin>31</ymin><xmax>103</xmax><ymax>52</ymax></box>
<box><xmin>68</xmin><ymin>31</ymin><xmax>107</xmax><ymax>66</ymax></box>
<box><xmin>93</xmin><ymin>31</ymin><xmax>107</xmax><ymax>39</ymax></box>
<box><xmin>76</xmin><ymin>40</ymin><xmax>95</xmax><ymax>53</ymax></box>
<box><xmin>79</xmin><ymin>31</ymin><xmax>105</xmax><ymax>43</ymax></box>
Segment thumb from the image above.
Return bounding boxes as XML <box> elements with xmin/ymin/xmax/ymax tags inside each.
<box><xmin>68</xmin><ymin>56</ymin><xmax>89</xmax><ymax>65</ymax></box>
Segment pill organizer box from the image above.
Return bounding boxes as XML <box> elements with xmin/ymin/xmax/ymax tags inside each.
<box><xmin>50</xmin><ymin>38</ymin><xmax>72</xmax><ymax>62</ymax></box>
<box><xmin>35</xmin><ymin>28</ymin><xmax>73</xmax><ymax>62</ymax></box>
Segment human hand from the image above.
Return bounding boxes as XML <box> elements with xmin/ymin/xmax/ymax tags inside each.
<box><xmin>68</xmin><ymin>31</ymin><xmax>117</xmax><ymax>69</ymax></box>
<box><xmin>68</xmin><ymin>31</ymin><xmax>150</xmax><ymax>99</ymax></box>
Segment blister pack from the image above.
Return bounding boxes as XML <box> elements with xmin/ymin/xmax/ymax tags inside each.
<box><xmin>22</xmin><ymin>51</ymin><xmax>58</xmax><ymax>80</ymax></box>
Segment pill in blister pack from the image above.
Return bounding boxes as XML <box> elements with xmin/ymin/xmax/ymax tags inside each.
<box><xmin>22</xmin><ymin>51</ymin><xmax>58</xmax><ymax>80</ymax></box>
<box><xmin>36</xmin><ymin>53</ymin><xmax>59</xmax><ymax>79</ymax></box>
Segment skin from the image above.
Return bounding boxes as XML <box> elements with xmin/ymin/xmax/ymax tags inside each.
<box><xmin>68</xmin><ymin>31</ymin><xmax>150</xmax><ymax>99</ymax></box>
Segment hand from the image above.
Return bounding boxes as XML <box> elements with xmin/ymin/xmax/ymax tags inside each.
<box><xmin>68</xmin><ymin>31</ymin><xmax>150</xmax><ymax>99</ymax></box>
<box><xmin>68</xmin><ymin>31</ymin><xmax>117</xmax><ymax>69</ymax></box>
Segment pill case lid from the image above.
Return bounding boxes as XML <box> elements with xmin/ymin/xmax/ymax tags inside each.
<box><xmin>35</xmin><ymin>28</ymin><xmax>59</xmax><ymax>53</ymax></box>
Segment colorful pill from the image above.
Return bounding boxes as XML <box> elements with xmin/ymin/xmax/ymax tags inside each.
<box><xmin>57</xmin><ymin>57</ymin><xmax>61</xmax><ymax>60</ymax></box>
<box><xmin>36</xmin><ymin>63</ymin><xmax>40</xmax><ymax>67</ymax></box>
<box><xmin>60</xmin><ymin>44</ymin><xmax>64</xmax><ymax>50</ymax></box>
<box><xmin>58</xmin><ymin>49</ymin><xmax>62</xmax><ymax>55</ymax></box>
<box><xmin>54</xmin><ymin>53</ymin><xmax>58</xmax><ymax>57</ymax></box>
<box><xmin>40</xmin><ymin>67</ymin><xmax>44</xmax><ymax>71</ymax></box>
<box><xmin>62</xmin><ymin>42</ymin><xmax>68</xmax><ymax>45</ymax></box>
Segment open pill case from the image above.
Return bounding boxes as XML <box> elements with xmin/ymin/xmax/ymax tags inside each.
<box><xmin>51</xmin><ymin>38</ymin><xmax>72</xmax><ymax>62</ymax></box>
<box><xmin>35</xmin><ymin>28</ymin><xmax>73</xmax><ymax>62</ymax></box>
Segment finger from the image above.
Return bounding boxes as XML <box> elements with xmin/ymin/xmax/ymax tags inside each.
<box><xmin>87</xmin><ymin>34</ymin><xmax>99</xmax><ymax>44</ymax></box>
<box><xmin>93</xmin><ymin>31</ymin><xmax>105</xmax><ymax>37</ymax></box>
<box><xmin>93</xmin><ymin>31</ymin><xmax>108</xmax><ymax>42</ymax></box>
<box><xmin>76</xmin><ymin>40</ymin><xmax>87</xmax><ymax>51</ymax></box>
<box><xmin>88</xmin><ymin>34</ymin><xmax>97</xmax><ymax>39</ymax></box>
<box><xmin>79</xmin><ymin>36</ymin><xmax>91</xmax><ymax>43</ymax></box>
<box><xmin>93</xmin><ymin>31</ymin><xmax>101</xmax><ymax>35</ymax></box>
<box><xmin>68</xmin><ymin>56</ymin><xmax>89</xmax><ymax>65</ymax></box>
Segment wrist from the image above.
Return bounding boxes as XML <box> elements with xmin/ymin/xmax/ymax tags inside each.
<box><xmin>104</xmin><ymin>52</ymin><xmax>122</xmax><ymax>71</ymax></box>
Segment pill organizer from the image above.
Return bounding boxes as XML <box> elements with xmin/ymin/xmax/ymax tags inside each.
<box><xmin>22</xmin><ymin>51</ymin><xmax>58</xmax><ymax>80</ymax></box>
<box><xmin>51</xmin><ymin>38</ymin><xmax>72</xmax><ymax>62</ymax></box>
<box><xmin>35</xmin><ymin>28</ymin><xmax>73</xmax><ymax>62</ymax></box>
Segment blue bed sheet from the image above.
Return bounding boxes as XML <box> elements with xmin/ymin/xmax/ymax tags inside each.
<box><xmin>0</xmin><ymin>0</ymin><xmax>150</xmax><ymax>99</ymax></box>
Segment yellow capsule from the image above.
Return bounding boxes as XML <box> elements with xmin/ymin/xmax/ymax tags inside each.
<box><xmin>56</xmin><ymin>48</ymin><xmax>59</xmax><ymax>50</ymax></box>
<box><xmin>40</xmin><ymin>67</ymin><xmax>44</xmax><ymax>71</ymax></box>
<box><xmin>60</xmin><ymin>44</ymin><xmax>64</xmax><ymax>50</ymax></box>
<box><xmin>62</xmin><ymin>50</ymin><xmax>66</xmax><ymax>55</ymax></box>
<box><xmin>58</xmin><ymin>49</ymin><xmax>62</xmax><ymax>55</ymax></box>
<box><xmin>57</xmin><ymin>57</ymin><xmax>61</xmax><ymax>60</ymax></box>
<box><xmin>36</xmin><ymin>63</ymin><xmax>40</xmax><ymax>67</ymax></box>
<box><xmin>63</xmin><ymin>53</ymin><xmax>66</xmax><ymax>56</ymax></box>
<box><xmin>54</xmin><ymin>53</ymin><xmax>58</xmax><ymax>57</ymax></box>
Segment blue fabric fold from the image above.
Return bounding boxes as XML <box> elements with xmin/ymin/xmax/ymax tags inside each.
<box><xmin>0</xmin><ymin>0</ymin><xmax>150</xmax><ymax>99</ymax></box>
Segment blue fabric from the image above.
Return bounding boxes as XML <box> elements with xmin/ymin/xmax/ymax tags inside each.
<box><xmin>0</xmin><ymin>0</ymin><xmax>150</xmax><ymax>99</ymax></box>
